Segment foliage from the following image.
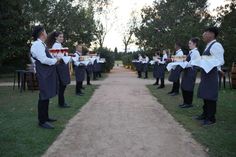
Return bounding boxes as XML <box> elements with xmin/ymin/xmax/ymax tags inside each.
<box><xmin>96</xmin><ymin>47</ymin><xmax>115</xmax><ymax>72</ymax></box>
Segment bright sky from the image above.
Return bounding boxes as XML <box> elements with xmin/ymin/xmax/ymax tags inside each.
<box><xmin>99</xmin><ymin>0</ymin><xmax>227</xmax><ymax>52</ymax></box>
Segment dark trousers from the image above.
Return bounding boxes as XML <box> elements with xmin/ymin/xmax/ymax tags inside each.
<box><xmin>58</xmin><ymin>80</ymin><xmax>66</xmax><ymax>106</ymax></box>
<box><xmin>202</xmin><ymin>99</ymin><xmax>217</xmax><ymax>122</ymax></box>
<box><xmin>182</xmin><ymin>89</ymin><xmax>193</xmax><ymax>105</ymax></box>
<box><xmin>38</xmin><ymin>99</ymin><xmax>49</xmax><ymax>124</ymax></box>
<box><xmin>155</xmin><ymin>78</ymin><xmax>159</xmax><ymax>84</ymax></box>
<box><xmin>145</xmin><ymin>71</ymin><xmax>148</xmax><ymax>78</ymax></box>
<box><xmin>86</xmin><ymin>71</ymin><xmax>91</xmax><ymax>85</ymax></box>
<box><xmin>76</xmin><ymin>81</ymin><xmax>83</xmax><ymax>94</ymax></box>
<box><xmin>160</xmin><ymin>78</ymin><xmax>164</xmax><ymax>87</ymax></box>
<box><xmin>171</xmin><ymin>79</ymin><xmax>180</xmax><ymax>93</ymax></box>
<box><xmin>93</xmin><ymin>72</ymin><xmax>98</xmax><ymax>80</ymax></box>
<box><xmin>138</xmin><ymin>71</ymin><xmax>142</xmax><ymax>78</ymax></box>
<box><xmin>98</xmin><ymin>72</ymin><xmax>102</xmax><ymax>78</ymax></box>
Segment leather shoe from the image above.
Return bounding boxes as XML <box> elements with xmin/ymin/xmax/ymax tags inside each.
<box><xmin>180</xmin><ymin>104</ymin><xmax>193</xmax><ymax>108</ymax></box>
<box><xmin>76</xmin><ymin>92</ymin><xmax>84</xmax><ymax>96</ymax></box>
<box><xmin>170</xmin><ymin>92</ymin><xmax>179</xmax><ymax>96</ymax></box>
<box><xmin>157</xmin><ymin>85</ymin><xmax>165</xmax><ymax>89</ymax></box>
<box><xmin>47</xmin><ymin>118</ymin><xmax>57</xmax><ymax>122</ymax></box>
<box><xmin>39</xmin><ymin>122</ymin><xmax>54</xmax><ymax>129</ymax></box>
<box><xmin>201</xmin><ymin>120</ymin><xmax>216</xmax><ymax>126</ymax></box>
<box><xmin>193</xmin><ymin>115</ymin><xmax>205</xmax><ymax>121</ymax></box>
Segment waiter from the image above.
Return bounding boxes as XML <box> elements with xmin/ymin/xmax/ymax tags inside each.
<box><xmin>86</xmin><ymin>53</ymin><xmax>93</xmax><ymax>85</ymax></box>
<box><xmin>155</xmin><ymin>50</ymin><xmax>168</xmax><ymax>89</ymax></box>
<box><xmin>142</xmin><ymin>54</ymin><xmax>149</xmax><ymax>79</ymax></box>
<box><xmin>31</xmin><ymin>25</ymin><xmax>59</xmax><ymax>129</ymax></box>
<box><xmin>196</xmin><ymin>27</ymin><xmax>224</xmax><ymax>125</ymax></box>
<box><xmin>93</xmin><ymin>53</ymin><xmax>100</xmax><ymax>80</ymax></box>
<box><xmin>73</xmin><ymin>45</ymin><xmax>86</xmax><ymax>96</ymax></box>
<box><xmin>137</xmin><ymin>54</ymin><xmax>143</xmax><ymax>78</ymax></box>
<box><xmin>46</xmin><ymin>31</ymin><xmax>71</xmax><ymax>108</ymax></box>
<box><xmin>168</xmin><ymin>42</ymin><xmax>184</xmax><ymax>96</ymax></box>
<box><xmin>179</xmin><ymin>37</ymin><xmax>200</xmax><ymax>108</ymax></box>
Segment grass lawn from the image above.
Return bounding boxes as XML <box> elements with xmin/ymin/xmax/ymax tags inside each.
<box><xmin>147</xmin><ymin>85</ymin><xmax>236</xmax><ymax>157</ymax></box>
<box><xmin>0</xmin><ymin>73</ymin><xmax>14</xmax><ymax>83</ymax></box>
<box><xmin>0</xmin><ymin>85</ymin><xmax>98</xmax><ymax>157</ymax></box>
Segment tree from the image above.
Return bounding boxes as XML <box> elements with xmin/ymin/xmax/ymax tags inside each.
<box><xmin>135</xmin><ymin>0</ymin><xmax>212</xmax><ymax>53</ymax></box>
<box><xmin>216</xmin><ymin>0</ymin><xmax>236</xmax><ymax>66</ymax></box>
<box><xmin>122</xmin><ymin>12</ymin><xmax>137</xmax><ymax>53</ymax></box>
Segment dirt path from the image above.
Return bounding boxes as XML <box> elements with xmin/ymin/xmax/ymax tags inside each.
<box><xmin>43</xmin><ymin>67</ymin><xmax>207</xmax><ymax>157</ymax></box>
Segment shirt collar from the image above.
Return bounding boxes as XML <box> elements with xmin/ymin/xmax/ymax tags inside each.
<box><xmin>37</xmin><ymin>38</ymin><xmax>46</xmax><ymax>47</ymax></box>
<box><xmin>206</xmin><ymin>39</ymin><xmax>216</xmax><ymax>48</ymax></box>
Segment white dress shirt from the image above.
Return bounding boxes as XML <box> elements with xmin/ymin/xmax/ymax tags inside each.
<box><xmin>52</xmin><ymin>42</ymin><xmax>63</xmax><ymax>49</ymax></box>
<box><xmin>159</xmin><ymin>54</ymin><xmax>168</xmax><ymax>64</ymax></box>
<box><xmin>145</xmin><ymin>56</ymin><xmax>149</xmax><ymax>63</ymax></box>
<box><xmin>31</xmin><ymin>39</ymin><xmax>57</xmax><ymax>66</ymax></box>
<box><xmin>205</xmin><ymin>40</ymin><xmax>225</xmax><ymax>70</ymax></box>
<box><xmin>175</xmin><ymin>49</ymin><xmax>184</xmax><ymax>56</ymax></box>
<box><xmin>187</xmin><ymin>48</ymin><xmax>200</xmax><ymax>67</ymax></box>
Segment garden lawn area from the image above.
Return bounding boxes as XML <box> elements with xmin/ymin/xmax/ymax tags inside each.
<box><xmin>147</xmin><ymin>85</ymin><xmax>236</xmax><ymax>157</ymax></box>
<box><xmin>0</xmin><ymin>85</ymin><xmax>98</xmax><ymax>157</ymax></box>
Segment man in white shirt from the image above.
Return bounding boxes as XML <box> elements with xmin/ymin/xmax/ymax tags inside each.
<box><xmin>168</xmin><ymin>42</ymin><xmax>184</xmax><ymax>96</ymax></box>
<box><xmin>196</xmin><ymin>27</ymin><xmax>224</xmax><ymax>125</ymax></box>
<box><xmin>31</xmin><ymin>25</ymin><xmax>60</xmax><ymax>129</ymax></box>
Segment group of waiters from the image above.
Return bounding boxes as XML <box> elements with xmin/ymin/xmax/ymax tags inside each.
<box><xmin>133</xmin><ymin>54</ymin><xmax>150</xmax><ymax>79</ymax></box>
<box><xmin>30</xmin><ymin>25</ymin><xmax>104</xmax><ymax>129</ymax></box>
<box><xmin>135</xmin><ymin>27</ymin><xmax>224</xmax><ymax>126</ymax></box>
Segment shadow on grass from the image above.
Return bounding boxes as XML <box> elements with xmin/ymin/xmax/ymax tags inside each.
<box><xmin>147</xmin><ymin>84</ymin><xmax>236</xmax><ymax>157</ymax></box>
<box><xmin>0</xmin><ymin>85</ymin><xmax>98</xmax><ymax>157</ymax></box>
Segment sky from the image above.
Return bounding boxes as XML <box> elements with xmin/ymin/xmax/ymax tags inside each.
<box><xmin>98</xmin><ymin>0</ymin><xmax>227</xmax><ymax>52</ymax></box>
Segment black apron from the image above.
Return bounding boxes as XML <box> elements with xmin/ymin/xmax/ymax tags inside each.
<box><xmin>74</xmin><ymin>53</ymin><xmax>86</xmax><ymax>82</ymax></box>
<box><xmin>198</xmin><ymin>41</ymin><xmax>218</xmax><ymax>101</ymax></box>
<box><xmin>56</xmin><ymin>60</ymin><xmax>71</xmax><ymax>85</ymax></box>
<box><xmin>86</xmin><ymin>63</ymin><xmax>93</xmax><ymax>74</ymax></box>
<box><xmin>93</xmin><ymin>60</ymin><xmax>100</xmax><ymax>72</ymax></box>
<box><xmin>136</xmin><ymin>62</ymin><xmax>142</xmax><ymax>72</ymax></box>
<box><xmin>153</xmin><ymin>57</ymin><xmax>166</xmax><ymax>79</ymax></box>
<box><xmin>34</xmin><ymin>47</ymin><xmax>57</xmax><ymax>100</ymax></box>
<box><xmin>142</xmin><ymin>63</ymin><xmax>148</xmax><ymax>72</ymax></box>
<box><xmin>181</xmin><ymin>51</ymin><xmax>198</xmax><ymax>91</ymax></box>
<box><xmin>168</xmin><ymin>51</ymin><xmax>183</xmax><ymax>83</ymax></box>
<box><xmin>168</xmin><ymin>66</ymin><xmax>182</xmax><ymax>83</ymax></box>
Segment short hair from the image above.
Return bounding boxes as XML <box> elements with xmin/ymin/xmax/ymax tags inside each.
<box><xmin>32</xmin><ymin>25</ymin><xmax>45</xmax><ymax>41</ymax></box>
<box><xmin>204</xmin><ymin>27</ymin><xmax>219</xmax><ymax>38</ymax></box>
<box><xmin>190</xmin><ymin>37</ymin><xmax>200</xmax><ymax>47</ymax></box>
<box><xmin>175</xmin><ymin>41</ymin><xmax>182</xmax><ymax>48</ymax></box>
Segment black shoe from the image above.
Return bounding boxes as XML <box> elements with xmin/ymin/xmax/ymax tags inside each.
<box><xmin>87</xmin><ymin>83</ymin><xmax>92</xmax><ymax>85</ymax></box>
<box><xmin>170</xmin><ymin>92</ymin><xmax>179</xmax><ymax>96</ymax></box>
<box><xmin>76</xmin><ymin>92</ymin><xmax>84</xmax><ymax>96</ymax></box>
<box><xmin>153</xmin><ymin>82</ymin><xmax>159</xmax><ymax>85</ymax></box>
<box><xmin>179</xmin><ymin>103</ymin><xmax>185</xmax><ymax>107</ymax></box>
<box><xmin>157</xmin><ymin>85</ymin><xmax>165</xmax><ymax>89</ymax></box>
<box><xmin>201</xmin><ymin>120</ymin><xmax>216</xmax><ymax>126</ymax></box>
<box><xmin>59</xmin><ymin>104</ymin><xmax>70</xmax><ymax>108</ymax></box>
<box><xmin>180</xmin><ymin>104</ymin><xmax>193</xmax><ymax>108</ymax></box>
<box><xmin>39</xmin><ymin>122</ymin><xmax>54</xmax><ymax>129</ymax></box>
<box><xmin>47</xmin><ymin>118</ymin><xmax>57</xmax><ymax>122</ymax></box>
<box><xmin>193</xmin><ymin>115</ymin><xmax>205</xmax><ymax>121</ymax></box>
<box><xmin>167</xmin><ymin>91</ymin><xmax>174</xmax><ymax>95</ymax></box>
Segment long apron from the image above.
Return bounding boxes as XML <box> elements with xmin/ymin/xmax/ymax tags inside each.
<box><xmin>142</xmin><ymin>63</ymin><xmax>148</xmax><ymax>72</ymax></box>
<box><xmin>136</xmin><ymin>62</ymin><xmax>142</xmax><ymax>72</ymax></box>
<box><xmin>56</xmin><ymin>61</ymin><xmax>71</xmax><ymax>85</ymax></box>
<box><xmin>75</xmin><ymin>65</ymin><xmax>86</xmax><ymax>82</ymax></box>
<box><xmin>86</xmin><ymin>63</ymin><xmax>93</xmax><ymax>75</ymax></box>
<box><xmin>198</xmin><ymin>41</ymin><xmax>218</xmax><ymax>101</ymax></box>
<box><xmin>93</xmin><ymin>60</ymin><xmax>99</xmax><ymax>72</ymax></box>
<box><xmin>35</xmin><ymin>48</ymin><xmax>57</xmax><ymax>100</ymax></box>
<box><xmin>168</xmin><ymin>65</ymin><xmax>182</xmax><ymax>83</ymax></box>
<box><xmin>181</xmin><ymin>53</ymin><xmax>197</xmax><ymax>91</ymax></box>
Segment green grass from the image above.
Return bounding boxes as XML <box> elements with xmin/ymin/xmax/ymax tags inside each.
<box><xmin>0</xmin><ymin>73</ymin><xmax>14</xmax><ymax>83</ymax></box>
<box><xmin>0</xmin><ymin>85</ymin><xmax>98</xmax><ymax>157</ymax></box>
<box><xmin>147</xmin><ymin>85</ymin><xmax>236</xmax><ymax>157</ymax></box>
